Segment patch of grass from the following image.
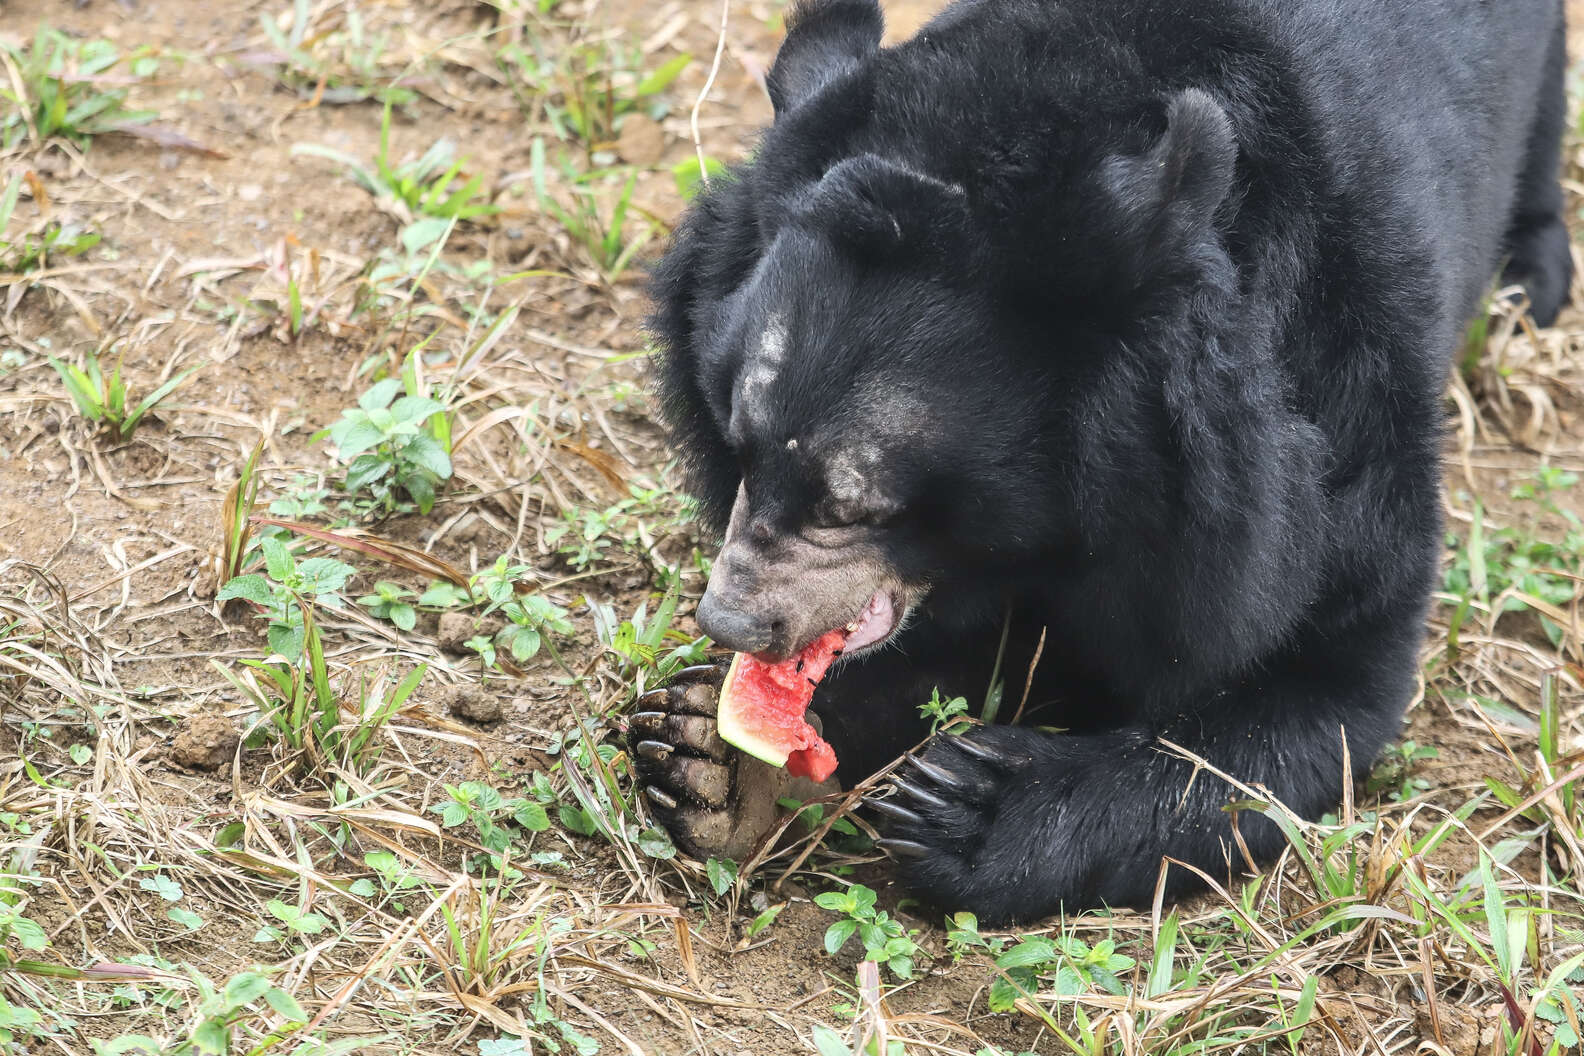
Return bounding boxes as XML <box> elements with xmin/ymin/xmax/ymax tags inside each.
<box><xmin>1444</xmin><ymin>470</ymin><xmax>1584</xmax><ymax>647</ymax></box>
<box><xmin>591</xmin><ymin>573</ymin><xmax>710</xmax><ymax>698</ymax></box>
<box><xmin>542</xmin><ymin>484</ymin><xmax>680</xmax><ymax>570</ymax></box>
<box><xmin>0</xmin><ymin>176</ymin><xmax>100</xmax><ymax>274</ymax></box>
<box><xmin>294</xmin><ymin>102</ymin><xmax>499</xmax><ymax>225</ymax></box>
<box><xmin>213</xmin><ymin>602</ymin><xmax>425</xmax><ymax>776</ymax></box>
<box><xmin>257</xmin><ymin>0</ymin><xmax>418</xmax><ymax>106</ymax></box>
<box><xmin>435</xmin><ymin>877</ymin><xmax>601</xmax><ymax>1055</ymax></box>
<box><xmin>47</xmin><ymin>348</ymin><xmax>199</xmax><ymax>441</ymax></box>
<box><xmin>1365</xmin><ymin>738</ymin><xmax>1439</xmax><ymax>802</ymax></box>
<box><xmin>1485</xmin><ymin>672</ymin><xmax>1584</xmax><ymax>882</ymax></box>
<box><xmin>89</xmin><ymin>968</ymin><xmax>366</xmax><ymax>1056</ymax></box>
<box><xmin>0</xmin><ymin>26</ymin><xmax>157</xmax><ymax>149</ymax></box>
<box><xmin>530</xmin><ymin>139</ymin><xmax>652</xmax><ymax>277</ymax></box>
<box><xmin>500</xmin><ymin>34</ymin><xmax>690</xmax><ymax>152</ymax></box>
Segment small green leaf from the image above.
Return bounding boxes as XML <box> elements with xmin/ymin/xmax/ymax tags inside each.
<box><xmin>996</xmin><ymin>937</ymin><xmax>1058</xmax><ymax>970</ymax></box>
<box><xmin>268</xmin><ymin>622</ymin><xmax>305</xmax><ymax>659</ymax></box>
<box><xmin>263</xmin><ymin>986</ymin><xmax>307</xmax><ymax>1021</ymax></box>
<box><xmin>824</xmin><ymin>918</ymin><xmax>857</xmax><ymax>955</ymax></box>
<box><xmin>559</xmin><ymin>804</ymin><xmax>597</xmax><ymax>836</ymax></box>
<box><xmin>223</xmin><ymin>971</ymin><xmax>274</xmax><ymax>1008</ymax></box>
<box><xmin>10</xmin><ymin>915</ymin><xmax>48</xmax><ymax>950</ymax></box>
<box><xmin>811</xmin><ymin>1025</ymin><xmax>854</xmax><ymax>1056</ymax></box>
<box><xmin>330</xmin><ymin>417</ymin><xmax>387</xmax><ymax>458</ymax></box>
<box><xmin>261</xmin><ymin>536</ymin><xmax>294</xmax><ymax>581</ymax></box>
<box><xmin>358</xmin><ymin>378</ymin><xmax>403</xmax><ymax>411</ymax></box>
<box><xmin>344</xmin><ymin>454</ymin><xmax>391</xmax><ymax>492</ymax></box>
<box><xmin>638</xmin><ymin>826</ymin><xmax>676</xmax><ymax>860</ymax></box>
<box><xmin>706</xmin><ymin>857</ymin><xmax>737</xmax><ymax>897</ymax></box>
<box><xmin>402</xmin><ymin>432</ymin><xmax>453</xmax><ymax>478</ymax></box>
<box><xmin>512</xmin><ymin>802</ymin><xmax>550</xmax><ymax>831</ymax></box>
<box><xmin>401</xmin><ymin>216</ymin><xmax>452</xmax><ymax>254</ymax></box>
<box><xmin>217</xmin><ymin>574</ymin><xmax>272</xmax><ymax>605</ymax></box>
<box><xmin>167</xmin><ymin>906</ymin><xmax>203</xmax><ymax>931</ymax></box>
<box><xmin>192</xmin><ymin>1019</ymin><xmax>229</xmax><ymax>1056</ymax></box>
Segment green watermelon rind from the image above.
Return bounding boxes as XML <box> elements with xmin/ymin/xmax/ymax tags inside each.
<box><xmin>717</xmin><ymin>651</ymin><xmax>795</xmax><ymax>768</ymax></box>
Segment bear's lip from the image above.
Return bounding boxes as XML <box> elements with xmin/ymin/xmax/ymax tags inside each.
<box><xmin>840</xmin><ymin>590</ymin><xmax>899</xmax><ymax>654</ymax></box>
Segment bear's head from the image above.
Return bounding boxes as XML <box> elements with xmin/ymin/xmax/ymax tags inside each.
<box><xmin>650</xmin><ymin>0</ymin><xmax>1240</xmax><ymax>661</ymax></box>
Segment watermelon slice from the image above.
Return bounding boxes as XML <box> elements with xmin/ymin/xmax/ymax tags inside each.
<box><xmin>717</xmin><ymin>629</ymin><xmax>846</xmax><ymax>783</ymax></box>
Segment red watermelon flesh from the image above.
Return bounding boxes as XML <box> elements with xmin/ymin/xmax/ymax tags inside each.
<box><xmin>717</xmin><ymin>629</ymin><xmax>846</xmax><ymax>783</ymax></box>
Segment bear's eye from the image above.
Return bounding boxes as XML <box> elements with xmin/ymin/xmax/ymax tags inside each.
<box><xmin>811</xmin><ymin>498</ymin><xmax>864</xmax><ymax>529</ymax></box>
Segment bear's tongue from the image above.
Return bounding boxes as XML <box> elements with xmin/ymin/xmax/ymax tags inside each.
<box><xmin>842</xmin><ymin>591</ymin><xmax>896</xmax><ymax>652</ymax></box>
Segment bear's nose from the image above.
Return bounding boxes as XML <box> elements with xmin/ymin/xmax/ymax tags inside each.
<box><xmin>695</xmin><ymin>589</ymin><xmax>783</xmax><ymax>657</ymax></box>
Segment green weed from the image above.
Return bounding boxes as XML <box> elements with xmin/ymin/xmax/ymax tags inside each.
<box><xmin>294</xmin><ymin>103</ymin><xmax>498</xmax><ymax>224</ymax></box>
<box><xmin>212</xmin><ymin>601</ymin><xmax>425</xmax><ymax>775</ymax></box>
<box><xmin>530</xmin><ymin>139</ymin><xmax>651</xmax><ymax>276</ymax></box>
<box><xmin>1365</xmin><ymin>739</ymin><xmax>1439</xmax><ymax>802</ymax></box>
<box><xmin>319</xmin><ymin>373</ymin><xmax>454</xmax><ymax>517</ymax></box>
<box><xmin>500</xmin><ymin>37</ymin><xmax>690</xmax><ymax>150</ymax></box>
<box><xmin>47</xmin><ymin>350</ymin><xmax>199</xmax><ymax>441</ymax></box>
<box><xmin>257</xmin><ymin>1</ymin><xmax>417</xmax><ymax>106</ymax></box>
<box><xmin>1444</xmin><ymin>471</ymin><xmax>1584</xmax><ymax>647</ymax></box>
<box><xmin>218</xmin><ymin>442</ymin><xmax>265</xmax><ymax>589</ymax></box>
<box><xmin>947</xmin><ymin>913</ymin><xmax>1136</xmax><ymax>1012</ymax></box>
<box><xmin>590</xmin><ymin>573</ymin><xmax>710</xmax><ymax>696</ymax></box>
<box><xmin>919</xmin><ymin>687</ymin><xmax>971</xmax><ymax>736</ymax></box>
<box><xmin>469</xmin><ymin>557</ymin><xmax>575</xmax><ymax>667</ymax></box>
<box><xmin>815</xmin><ymin>884</ymin><xmax>921</xmax><ymax>981</ymax></box>
<box><xmin>435</xmin><ymin>880</ymin><xmax>599</xmax><ymax>1054</ymax></box>
<box><xmin>217</xmin><ymin>536</ymin><xmax>356</xmax><ymax>658</ymax></box>
<box><xmin>1</xmin><ymin>27</ymin><xmax>156</xmax><ymax>149</ymax></box>
<box><xmin>432</xmin><ymin>778</ymin><xmax>558</xmax><ymax>874</ymax></box>
<box><xmin>0</xmin><ymin>176</ymin><xmax>99</xmax><ymax>274</ymax></box>
<box><xmin>356</xmin><ymin>580</ymin><xmax>418</xmax><ymax>630</ymax></box>
<box><xmin>1484</xmin><ymin>672</ymin><xmax>1583</xmax><ymax>881</ymax></box>
<box><xmin>542</xmin><ymin>485</ymin><xmax>677</xmax><ymax>569</ymax></box>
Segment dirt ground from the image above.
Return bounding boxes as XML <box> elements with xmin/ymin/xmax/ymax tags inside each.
<box><xmin>1</xmin><ymin>1</ymin><xmax>1582</xmax><ymax>1054</ymax></box>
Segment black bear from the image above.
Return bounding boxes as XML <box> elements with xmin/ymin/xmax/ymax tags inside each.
<box><xmin>633</xmin><ymin>0</ymin><xmax>1572</xmax><ymax>923</ymax></box>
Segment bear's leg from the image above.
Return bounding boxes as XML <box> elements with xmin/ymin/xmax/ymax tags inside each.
<box><xmin>872</xmin><ymin>602</ymin><xmax>1424</xmax><ymax>924</ymax></box>
<box><xmin>1500</xmin><ymin>7</ymin><xmax>1572</xmax><ymax>327</ymax></box>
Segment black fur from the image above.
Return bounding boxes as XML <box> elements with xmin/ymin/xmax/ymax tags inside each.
<box><xmin>648</xmin><ymin>0</ymin><xmax>1572</xmax><ymax>923</ymax></box>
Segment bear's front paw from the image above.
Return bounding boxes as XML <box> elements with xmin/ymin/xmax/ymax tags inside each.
<box><xmin>867</xmin><ymin>725</ymin><xmax>1040</xmax><ymax>919</ymax></box>
<box><xmin>628</xmin><ymin>663</ymin><xmax>835</xmax><ymax>862</ymax></box>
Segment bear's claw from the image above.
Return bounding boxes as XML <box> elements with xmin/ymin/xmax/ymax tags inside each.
<box><xmin>889</xmin><ymin>775</ymin><xmax>954</xmax><ymax>813</ymax></box>
<box><xmin>866</xmin><ymin>796</ymin><xmax>924</xmax><ymax>826</ymax></box>
<box><xmin>875</xmin><ymin>838</ymin><xmax>931</xmax><ymax>859</ymax></box>
<box><xmin>901</xmin><ymin>752</ymin><xmax>964</xmax><ymax>790</ymax></box>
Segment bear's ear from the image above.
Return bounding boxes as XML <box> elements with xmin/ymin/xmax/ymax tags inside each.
<box><xmin>766</xmin><ymin>0</ymin><xmax>883</xmax><ymax>116</ymax></box>
<box><xmin>1101</xmin><ymin>88</ymin><xmax>1237</xmax><ymax>242</ymax></box>
<box><xmin>795</xmin><ymin>154</ymin><xmax>973</xmax><ymax>263</ymax></box>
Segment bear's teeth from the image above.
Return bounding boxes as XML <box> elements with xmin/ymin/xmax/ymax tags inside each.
<box><xmin>845</xmin><ymin>621</ymin><xmax>859</xmax><ymax>633</ymax></box>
